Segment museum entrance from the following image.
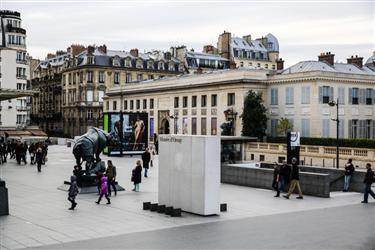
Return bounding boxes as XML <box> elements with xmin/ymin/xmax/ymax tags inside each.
<box><xmin>160</xmin><ymin>119</ymin><xmax>170</xmax><ymax>134</ymax></box>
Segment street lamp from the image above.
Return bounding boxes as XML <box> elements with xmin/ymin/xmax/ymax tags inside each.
<box><xmin>169</xmin><ymin>115</ymin><xmax>178</xmax><ymax>134</ymax></box>
<box><xmin>328</xmin><ymin>98</ymin><xmax>339</xmax><ymax>169</ymax></box>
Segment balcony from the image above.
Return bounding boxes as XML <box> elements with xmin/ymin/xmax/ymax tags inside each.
<box><xmin>6</xmin><ymin>24</ymin><xmax>26</xmax><ymax>34</ymax></box>
<box><xmin>16</xmin><ymin>106</ymin><xmax>28</xmax><ymax>112</ymax></box>
<box><xmin>16</xmin><ymin>59</ymin><xmax>28</xmax><ymax>65</ymax></box>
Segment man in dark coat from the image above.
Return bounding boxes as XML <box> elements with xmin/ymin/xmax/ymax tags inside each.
<box><xmin>35</xmin><ymin>148</ymin><xmax>44</xmax><ymax>172</ymax></box>
<box><xmin>361</xmin><ymin>163</ymin><xmax>375</xmax><ymax>204</ymax></box>
<box><xmin>283</xmin><ymin>157</ymin><xmax>303</xmax><ymax>199</ymax></box>
<box><xmin>343</xmin><ymin>159</ymin><xmax>355</xmax><ymax>192</ymax></box>
<box><xmin>279</xmin><ymin>160</ymin><xmax>291</xmax><ymax>192</ymax></box>
<box><xmin>141</xmin><ymin>148</ymin><xmax>151</xmax><ymax>178</ymax></box>
<box><xmin>132</xmin><ymin>160</ymin><xmax>142</xmax><ymax>192</ymax></box>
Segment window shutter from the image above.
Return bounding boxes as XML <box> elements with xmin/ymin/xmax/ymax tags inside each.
<box><xmin>348</xmin><ymin>88</ymin><xmax>352</xmax><ymax>104</ymax></box>
<box><xmin>372</xmin><ymin>89</ymin><xmax>375</xmax><ymax>105</ymax></box>
<box><xmin>275</xmin><ymin>89</ymin><xmax>278</xmax><ymax>105</ymax></box>
<box><xmin>373</xmin><ymin>120</ymin><xmax>375</xmax><ymax>139</ymax></box>
<box><xmin>319</xmin><ymin>86</ymin><xmax>323</xmax><ymax>104</ymax></box>
<box><xmin>348</xmin><ymin>120</ymin><xmax>352</xmax><ymax>139</ymax></box>
<box><xmin>330</xmin><ymin>87</ymin><xmax>334</xmax><ymax>102</ymax></box>
<box><xmin>358</xmin><ymin>89</ymin><xmax>364</xmax><ymax>104</ymax></box>
<box><xmin>360</xmin><ymin>120</ymin><xmax>366</xmax><ymax>138</ymax></box>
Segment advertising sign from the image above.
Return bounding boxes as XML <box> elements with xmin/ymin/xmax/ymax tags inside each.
<box><xmin>104</xmin><ymin>112</ymin><xmax>148</xmax><ymax>155</ymax></box>
<box><xmin>290</xmin><ymin>132</ymin><xmax>300</xmax><ymax>147</ymax></box>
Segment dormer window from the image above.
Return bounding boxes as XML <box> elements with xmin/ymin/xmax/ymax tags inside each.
<box><xmin>178</xmin><ymin>64</ymin><xmax>184</xmax><ymax>72</ymax></box>
<box><xmin>125</xmin><ymin>58</ymin><xmax>131</xmax><ymax>67</ymax></box>
<box><xmin>112</xmin><ymin>57</ymin><xmax>121</xmax><ymax>67</ymax></box>
<box><xmin>168</xmin><ymin>62</ymin><xmax>175</xmax><ymax>71</ymax></box>
<box><xmin>158</xmin><ymin>61</ymin><xmax>164</xmax><ymax>70</ymax></box>
<box><xmin>147</xmin><ymin>60</ymin><xmax>154</xmax><ymax>69</ymax></box>
<box><xmin>136</xmin><ymin>59</ymin><xmax>143</xmax><ymax>69</ymax></box>
<box><xmin>87</xmin><ymin>56</ymin><xmax>93</xmax><ymax>65</ymax></box>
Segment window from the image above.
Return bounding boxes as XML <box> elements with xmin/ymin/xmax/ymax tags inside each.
<box><xmin>366</xmin><ymin>89</ymin><xmax>373</xmax><ymax>105</ymax></box>
<box><xmin>87</xmin><ymin>71</ymin><xmax>93</xmax><ymax>83</ymax></box>
<box><xmin>201</xmin><ymin>95</ymin><xmax>207</xmax><ymax>107</ymax></box>
<box><xmin>301</xmin><ymin>119</ymin><xmax>310</xmax><ymax>137</ymax></box>
<box><xmin>174</xmin><ymin>97</ymin><xmax>179</xmax><ymax>108</ymax></box>
<box><xmin>16</xmin><ymin>67</ymin><xmax>26</xmax><ymax>78</ymax></box>
<box><xmin>143</xmin><ymin>99</ymin><xmax>147</xmax><ymax>109</ymax></box>
<box><xmin>150</xmin><ymin>99</ymin><xmax>154</xmax><ymax>109</ymax></box>
<box><xmin>227</xmin><ymin>93</ymin><xmax>235</xmax><ymax>106</ymax></box>
<box><xmin>338</xmin><ymin>87</ymin><xmax>345</xmax><ymax>105</ymax></box>
<box><xmin>113</xmin><ymin>101</ymin><xmax>117</xmax><ymax>111</ymax></box>
<box><xmin>270</xmin><ymin>119</ymin><xmax>278</xmax><ymax>137</ymax></box>
<box><xmin>211</xmin><ymin>117</ymin><xmax>217</xmax><ymax>135</ymax></box>
<box><xmin>251</xmin><ymin>154</ymin><xmax>254</xmax><ymax>160</ymax></box>
<box><xmin>99</xmin><ymin>71</ymin><xmax>105</xmax><ymax>83</ymax></box>
<box><xmin>270</xmin><ymin>88</ymin><xmax>278</xmax><ymax>105</ymax></box>
<box><xmin>183</xmin><ymin>96</ymin><xmax>188</xmax><ymax>108</ymax></box>
<box><xmin>98</xmin><ymin>91</ymin><xmax>104</xmax><ymax>103</ymax></box>
<box><xmin>365</xmin><ymin>120</ymin><xmax>372</xmax><ymax>139</ymax></box>
<box><xmin>265</xmin><ymin>64</ymin><xmax>268</xmax><ymax>69</ymax></box>
<box><xmin>322</xmin><ymin>119</ymin><xmax>330</xmax><ymax>137</ymax></box>
<box><xmin>192</xmin><ymin>118</ymin><xmax>197</xmax><ymax>135</ymax></box>
<box><xmin>106</xmin><ymin>101</ymin><xmax>109</xmax><ymax>111</ymax></box>
<box><xmin>301</xmin><ymin>86</ymin><xmax>310</xmax><ymax>104</ymax></box>
<box><xmin>257</xmin><ymin>63</ymin><xmax>260</xmax><ymax>68</ymax></box>
<box><xmin>350</xmin><ymin>120</ymin><xmax>358</xmax><ymax>138</ymax></box>
<box><xmin>124</xmin><ymin>100</ymin><xmax>128</xmax><ymax>110</ymax></box>
<box><xmin>201</xmin><ymin>117</ymin><xmax>207</xmax><ymax>135</ymax></box>
<box><xmin>114</xmin><ymin>72</ymin><xmax>120</xmax><ymax>84</ymax></box>
<box><xmin>79</xmin><ymin>72</ymin><xmax>83</xmax><ymax>83</ymax></box>
<box><xmin>136</xmin><ymin>100</ymin><xmax>140</xmax><ymax>109</ymax></box>
<box><xmin>126</xmin><ymin>73</ymin><xmax>132</xmax><ymax>83</ymax></box>
<box><xmin>211</xmin><ymin>94</ymin><xmax>217</xmax><ymax>107</ymax></box>
<box><xmin>87</xmin><ymin>109</ymin><xmax>93</xmax><ymax>120</ymax></box>
<box><xmin>137</xmin><ymin>74</ymin><xmax>142</xmax><ymax>81</ymax></box>
<box><xmin>259</xmin><ymin>155</ymin><xmax>265</xmax><ymax>161</ymax></box>
<box><xmin>285</xmin><ymin>87</ymin><xmax>294</xmax><ymax>105</ymax></box>
<box><xmin>182</xmin><ymin>118</ymin><xmax>188</xmax><ymax>134</ymax></box>
<box><xmin>86</xmin><ymin>90</ymin><xmax>93</xmax><ymax>102</ymax></box>
<box><xmin>130</xmin><ymin>100</ymin><xmax>134</xmax><ymax>110</ymax></box>
<box><xmin>319</xmin><ymin>86</ymin><xmax>333</xmax><ymax>104</ymax></box>
<box><xmin>192</xmin><ymin>96</ymin><xmax>197</xmax><ymax>107</ymax></box>
<box><xmin>349</xmin><ymin>88</ymin><xmax>359</xmax><ymax>105</ymax></box>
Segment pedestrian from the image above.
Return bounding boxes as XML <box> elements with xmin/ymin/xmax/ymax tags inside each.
<box><xmin>96</xmin><ymin>176</ymin><xmax>111</xmax><ymax>204</ymax></box>
<box><xmin>15</xmin><ymin>141</ymin><xmax>22</xmax><ymax>164</ymax></box>
<box><xmin>68</xmin><ymin>175</ymin><xmax>79</xmax><ymax>210</ymax></box>
<box><xmin>29</xmin><ymin>143</ymin><xmax>35</xmax><ymax>165</ymax></box>
<box><xmin>361</xmin><ymin>163</ymin><xmax>375</xmax><ymax>204</ymax></box>
<box><xmin>105</xmin><ymin>160</ymin><xmax>117</xmax><ymax>196</ymax></box>
<box><xmin>131</xmin><ymin>160</ymin><xmax>142</xmax><ymax>192</ymax></box>
<box><xmin>35</xmin><ymin>147</ymin><xmax>43</xmax><ymax>172</ymax></box>
<box><xmin>150</xmin><ymin>146</ymin><xmax>156</xmax><ymax>167</ymax></box>
<box><xmin>272</xmin><ymin>162</ymin><xmax>281</xmax><ymax>197</ymax></box>
<box><xmin>279</xmin><ymin>160</ymin><xmax>290</xmax><ymax>192</ymax></box>
<box><xmin>283</xmin><ymin>157</ymin><xmax>303</xmax><ymax>199</ymax></box>
<box><xmin>141</xmin><ymin>148</ymin><xmax>151</xmax><ymax>178</ymax></box>
<box><xmin>21</xmin><ymin>142</ymin><xmax>28</xmax><ymax>164</ymax></box>
<box><xmin>154</xmin><ymin>133</ymin><xmax>158</xmax><ymax>155</ymax></box>
<box><xmin>343</xmin><ymin>159</ymin><xmax>355</xmax><ymax>192</ymax></box>
<box><xmin>95</xmin><ymin>171</ymin><xmax>104</xmax><ymax>195</ymax></box>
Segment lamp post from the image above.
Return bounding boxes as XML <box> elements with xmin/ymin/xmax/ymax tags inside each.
<box><xmin>170</xmin><ymin>115</ymin><xmax>178</xmax><ymax>134</ymax></box>
<box><xmin>119</xmin><ymin>86</ymin><xmax>124</xmax><ymax>156</ymax></box>
<box><xmin>328</xmin><ymin>98</ymin><xmax>339</xmax><ymax>169</ymax></box>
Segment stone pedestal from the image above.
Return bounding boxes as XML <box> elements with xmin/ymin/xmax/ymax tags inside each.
<box><xmin>0</xmin><ymin>179</ymin><xmax>9</xmax><ymax>216</ymax></box>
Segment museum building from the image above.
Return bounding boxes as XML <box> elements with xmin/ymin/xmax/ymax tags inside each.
<box><xmin>104</xmin><ymin>52</ymin><xmax>375</xmax><ymax>140</ymax></box>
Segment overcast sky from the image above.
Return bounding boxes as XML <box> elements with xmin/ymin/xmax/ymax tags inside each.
<box><xmin>2</xmin><ymin>0</ymin><xmax>374</xmax><ymax>67</ymax></box>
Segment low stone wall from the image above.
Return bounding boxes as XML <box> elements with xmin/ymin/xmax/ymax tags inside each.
<box><xmin>221</xmin><ymin>164</ymin><xmax>331</xmax><ymax>198</ymax></box>
<box><xmin>260</xmin><ymin>163</ymin><xmax>366</xmax><ymax>193</ymax></box>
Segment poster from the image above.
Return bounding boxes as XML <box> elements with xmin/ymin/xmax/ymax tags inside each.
<box><xmin>104</xmin><ymin>112</ymin><xmax>148</xmax><ymax>155</ymax></box>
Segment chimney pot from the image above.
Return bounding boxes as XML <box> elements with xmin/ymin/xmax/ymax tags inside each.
<box><xmin>347</xmin><ymin>55</ymin><xmax>363</xmax><ymax>68</ymax></box>
<box><xmin>318</xmin><ymin>52</ymin><xmax>335</xmax><ymax>65</ymax></box>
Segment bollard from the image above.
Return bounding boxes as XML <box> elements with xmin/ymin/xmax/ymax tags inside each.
<box><xmin>165</xmin><ymin>206</ymin><xmax>173</xmax><ymax>215</ymax></box>
<box><xmin>143</xmin><ymin>202</ymin><xmax>151</xmax><ymax>210</ymax></box>
<box><xmin>150</xmin><ymin>203</ymin><xmax>158</xmax><ymax>211</ymax></box>
<box><xmin>157</xmin><ymin>205</ymin><xmax>166</xmax><ymax>213</ymax></box>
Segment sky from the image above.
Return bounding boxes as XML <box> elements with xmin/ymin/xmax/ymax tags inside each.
<box><xmin>1</xmin><ymin>0</ymin><xmax>374</xmax><ymax>67</ymax></box>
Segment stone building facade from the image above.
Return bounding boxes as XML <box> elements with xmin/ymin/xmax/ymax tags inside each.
<box><xmin>62</xmin><ymin>45</ymin><xmax>184</xmax><ymax>137</ymax></box>
<box><xmin>104</xmin><ymin>52</ymin><xmax>375</xmax><ymax>141</ymax></box>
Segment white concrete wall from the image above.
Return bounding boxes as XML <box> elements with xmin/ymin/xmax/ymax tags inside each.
<box><xmin>158</xmin><ymin>135</ymin><xmax>220</xmax><ymax>215</ymax></box>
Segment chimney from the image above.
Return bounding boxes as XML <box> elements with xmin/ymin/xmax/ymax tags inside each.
<box><xmin>203</xmin><ymin>45</ymin><xmax>216</xmax><ymax>54</ymax></box>
<box><xmin>87</xmin><ymin>45</ymin><xmax>95</xmax><ymax>54</ymax></box>
<box><xmin>218</xmin><ymin>31</ymin><xmax>231</xmax><ymax>60</ymax></box>
<box><xmin>276</xmin><ymin>58</ymin><xmax>284</xmax><ymax>70</ymax></box>
<box><xmin>55</xmin><ymin>50</ymin><xmax>66</xmax><ymax>56</ymax></box>
<box><xmin>318</xmin><ymin>52</ymin><xmax>335</xmax><ymax>66</ymax></box>
<box><xmin>68</xmin><ymin>44</ymin><xmax>86</xmax><ymax>56</ymax></box>
<box><xmin>347</xmin><ymin>55</ymin><xmax>363</xmax><ymax>68</ymax></box>
<box><xmin>130</xmin><ymin>48</ymin><xmax>139</xmax><ymax>57</ymax></box>
<box><xmin>243</xmin><ymin>35</ymin><xmax>252</xmax><ymax>45</ymax></box>
<box><xmin>261</xmin><ymin>36</ymin><xmax>268</xmax><ymax>48</ymax></box>
<box><xmin>98</xmin><ymin>44</ymin><xmax>107</xmax><ymax>54</ymax></box>
<box><xmin>164</xmin><ymin>52</ymin><xmax>172</xmax><ymax>60</ymax></box>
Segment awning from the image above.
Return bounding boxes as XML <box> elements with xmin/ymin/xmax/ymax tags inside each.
<box><xmin>29</xmin><ymin>130</ymin><xmax>47</xmax><ymax>136</ymax></box>
<box><xmin>3</xmin><ymin>130</ymin><xmax>32</xmax><ymax>137</ymax></box>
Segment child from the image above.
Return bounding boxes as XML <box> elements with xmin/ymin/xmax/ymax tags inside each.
<box><xmin>96</xmin><ymin>176</ymin><xmax>111</xmax><ymax>204</ymax></box>
<box><xmin>68</xmin><ymin>175</ymin><xmax>79</xmax><ymax>210</ymax></box>
<box><xmin>132</xmin><ymin>160</ymin><xmax>142</xmax><ymax>192</ymax></box>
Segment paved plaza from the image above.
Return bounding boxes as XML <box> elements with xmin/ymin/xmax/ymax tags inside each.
<box><xmin>0</xmin><ymin>145</ymin><xmax>374</xmax><ymax>249</ymax></box>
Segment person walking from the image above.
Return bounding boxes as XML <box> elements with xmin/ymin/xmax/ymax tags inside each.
<box><xmin>68</xmin><ymin>175</ymin><xmax>79</xmax><ymax>210</ymax></box>
<box><xmin>154</xmin><ymin>133</ymin><xmax>158</xmax><ymax>155</ymax></box>
<box><xmin>343</xmin><ymin>159</ymin><xmax>355</xmax><ymax>192</ymax></box>
<box><xmin>29</xmin><ymin>143</ymin><xmax>36</xmax><ymax>165</ymax></box>
<box><xmin>283</xmin><ymin>157</ymin><xmax>303</xmax><ymax>199</ymax></box>
<box><xmin>272</xmin><ymin>162</ymin><xmax>281</xmax><ymax>197</ymax></box>
<box><xmin>21</xmin><ymin>142</ymin><xmax>28</xmax><ymax>165</ymax></box>
<box><xmin>35</xmin><ymin>147</ymin><xmax>43</xmax><ymax>172</ymax></box>
<box><xmin>361</xmin><ymin>163</ymin><xmax>375</xmax><ymax>204</ymax></box>
<box><xmin>96</xmin><ymin>176</ymin><xmax>111</xmax><ymax>204</ymax></box>
<box><xmin>132</xmin><ymin>160</ymin><xmax>142</xmax><ymax>192</ymax></box>
<box><xmin>105</xmin><ymin>160</ymin><xmax>117</xmax><ymax>196</ymax></box>
<box><xmin>279</xmin><ymin>160</ymin><xmax>290</xmax><ymax>192</ymax></box>
<box><xmin>141</xmin><ymin>148</ymin><xmax>151</xmax><ymax>178</ymax></box>
<box><xmin>150</xmin><ymin>146</ymin><xmax>156</xmax><ymax>167</ymax></box>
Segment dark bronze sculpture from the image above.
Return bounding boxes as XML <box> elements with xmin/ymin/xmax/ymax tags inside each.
<box><xmin>73</xmin><ymin>127</ymin><xmax>115</xmax><ymax>175</ymax></box>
